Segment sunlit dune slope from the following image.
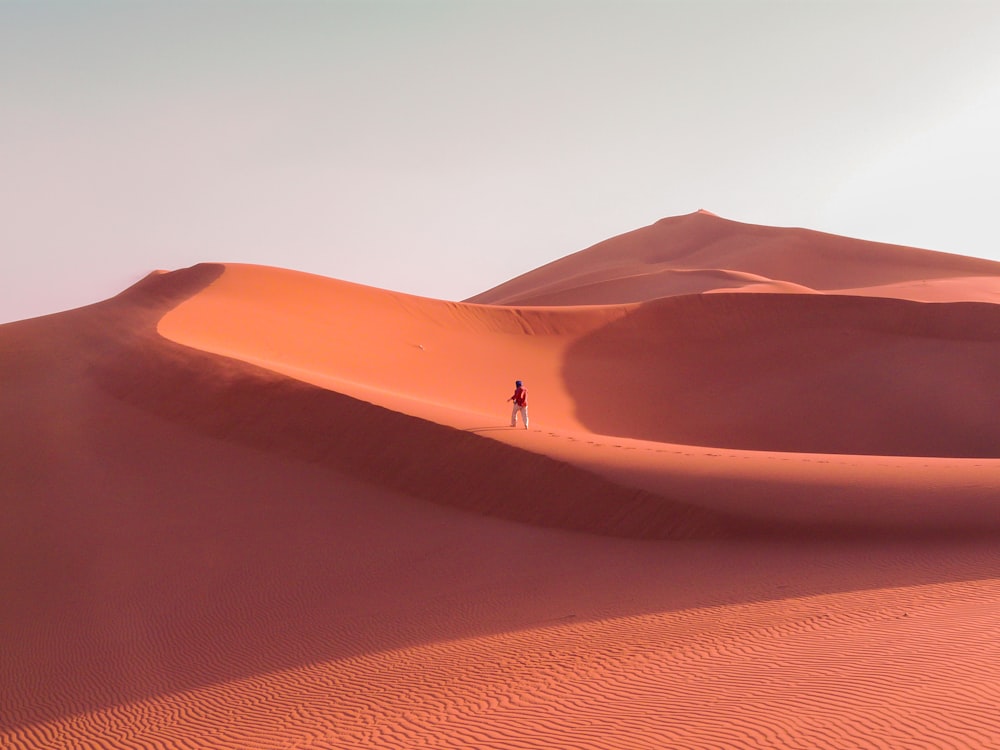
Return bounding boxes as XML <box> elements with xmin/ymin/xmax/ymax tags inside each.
<box><xmin>467</xmin><ymin>210</ymin><xmax>1000</xmax><ymax>305</ymax></box>
<box><xmin>155</xmin><ymin>259</ymin><xmax>1000</xmax><ymax>536</ymax></box>
<box><xmin>160</xmin><ymin>263</ymin><xmax>1000</xmax><ymax>458</ymax></box>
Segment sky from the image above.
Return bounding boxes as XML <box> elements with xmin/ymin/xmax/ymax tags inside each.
<box><xmin>2</xmin><ymin>0</ymin><xmax>1000</xmax><ymax>323</ymax></box>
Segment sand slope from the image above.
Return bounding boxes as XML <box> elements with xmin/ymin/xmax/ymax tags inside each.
<box><xmin>3</xmin><ymin>212</ymin><xmax>1000</xmax><ymax>749</ymax></box>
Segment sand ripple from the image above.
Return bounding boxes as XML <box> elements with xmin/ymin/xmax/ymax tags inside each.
<box><xmin>5</xmin><ymin>580</ymin><xmax>997</xmax><ymax>749</ymax></box>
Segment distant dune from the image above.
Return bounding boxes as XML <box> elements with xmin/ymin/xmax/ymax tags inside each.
<box><xmin>468</xmin><ymin>210</ymin><xmax>1000</xmax><ymax>305</ymax></box>
<box><xmin>3</xmin><ymin>211</ymin><xmax>999</xmax><ymax>749</ymax></box>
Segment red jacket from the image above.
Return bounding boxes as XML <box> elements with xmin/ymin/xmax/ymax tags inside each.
<box><xmin>510</xmin><ymin>386</ymin><xmax>527</xmax><ymax>407</ymax></box>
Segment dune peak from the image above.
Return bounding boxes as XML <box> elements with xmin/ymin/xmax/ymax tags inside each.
<box><xmin>467</xmin><ymin>210</ymin><xmax>1000</xmax><ymax>306</ymax></box>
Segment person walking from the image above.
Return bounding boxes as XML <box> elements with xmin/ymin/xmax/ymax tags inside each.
<box><xmin>508</xmin><ymin>380</ymin><xmax>529</xmax><ymax>429</ymax></box>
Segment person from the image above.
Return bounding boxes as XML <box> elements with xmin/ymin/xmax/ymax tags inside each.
<box><xmin>508</xmin><ymin>379</ymin><xmax>529</xmax><ymax>429</ymax></box>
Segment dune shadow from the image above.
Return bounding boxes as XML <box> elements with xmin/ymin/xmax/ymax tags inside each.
<box><xmin>561</xmin><ymin>292</ymin><xmax>1000</xmax><ymax>458</ymax></box>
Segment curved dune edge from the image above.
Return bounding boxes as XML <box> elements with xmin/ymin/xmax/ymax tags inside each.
<box><xmin>157</xmin><ymin>263</ymin><xmax>1000</xmax><ymax>535</ymax></box>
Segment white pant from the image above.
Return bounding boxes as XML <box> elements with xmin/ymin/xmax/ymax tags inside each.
<box><xmin>510</xmin><ymin>403</ymin><xmax>529</xmax><ymax>428</ymax></box>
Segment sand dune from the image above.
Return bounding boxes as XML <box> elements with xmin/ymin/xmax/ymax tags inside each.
<box><xmin>3</xmin><ymin>212</ymin><xmax>1000</xmax><ymax>748</ymax></box>
<box><xmin>469</xmin><ymin>209</ymin><xmax>1000</xmax><ymax>305</ymax></box>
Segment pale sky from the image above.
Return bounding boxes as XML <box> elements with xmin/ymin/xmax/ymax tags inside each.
<box><xmin>3</xmin><ymin>0</ymin><xmax>1000</xmax><ymax>323</ymax></box>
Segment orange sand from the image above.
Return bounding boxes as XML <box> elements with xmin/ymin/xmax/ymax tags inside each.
<box><xmin>2</xmin><ymin>211</ymin><xmax>999</xmax><ymax>748</ymax></box>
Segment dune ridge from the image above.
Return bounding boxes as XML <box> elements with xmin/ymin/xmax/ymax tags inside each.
<box><xmin>158</xmin><ymin>263</ymin><xmax>1000</xmax><ymax>458</ymax></box>
<box><xmin>3</xmin><ymin>211</ymin><xmax>1000</xmax><ymax>748</ymax></box>
<box><xmin>151</xmin><ymin>263</ymin><xmax>1000</xmax><ymax>538</ymax></box>
<box><xmin>468</xmin><ymin>210</ymin><xmax>1000</xmax><ymax>305</ymax></box>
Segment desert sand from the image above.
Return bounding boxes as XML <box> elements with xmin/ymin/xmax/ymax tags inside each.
<box><xmin>3</xmin><ymin>210</ymin><xmax>999</xmax><ymax>748</ymax></box>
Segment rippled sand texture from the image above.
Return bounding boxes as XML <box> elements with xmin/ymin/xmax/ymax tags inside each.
<box><xmin>3</xmin><ymin>212</ymin><xmax>999</xmax><ymax>748</ymax></box>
